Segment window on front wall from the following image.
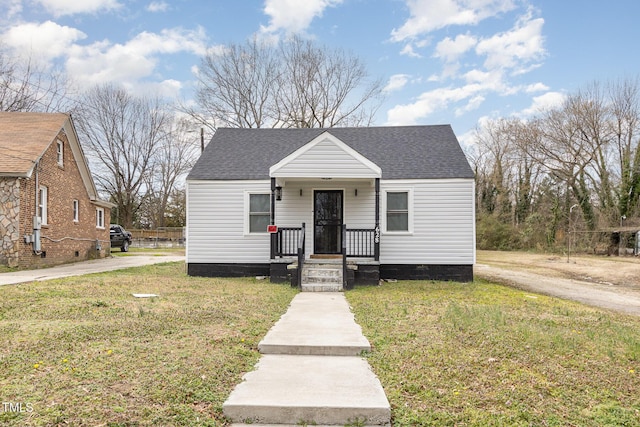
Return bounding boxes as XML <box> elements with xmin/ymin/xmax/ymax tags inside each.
<box><xmin>73</xmin><ymin>199</ymin><xmax>79</xmax><ymax>222</ymax></box>
<box><xmin>56</xmin><ymin>140</ymin><xmax>63</xmax><ymax>167</ymax></box>
<box><xmin>38</xmin><ymin>186</ymin><xmax>48</xmax><ymax>225</ymax></box>
<box><xmin>386</xmin><ymin>191</ymin><xmax>409</xmax><ymax>232</ymax></box>
<box><xmin>248</xmin><ymin>193</ymin><xmax>270</xmax><ymax>233</ymax></box>
<box><xmin>96</xmin><ymin>207</ymin><xmax>105</xmax><ymax>229</ymax></box>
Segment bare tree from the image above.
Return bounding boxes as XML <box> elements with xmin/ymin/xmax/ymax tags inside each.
<box><xmin>189</xmin><ymin>38</ymin><xmax>280</xmax><ymax>130</ymax></box>
<box><xmin>141</xmin><ymin>117</ymin><xmax>200</xmax><ymax>228</ymax></box>
<box><xmin>277</xmin><ymin>36</ymin><xmax>383</xmax><ymax>128</ymax></box>
<box><xmin>183</xmin><ymin>36</ymin><xmax>384</xmax><ymax>131</ymax></box>
<box><xmin>0</xmin><ymin>47</ymin><xmax>71</xmax><ymax>112</ymax></box>
<box><xmin>519</xmin><ymin>90</ymin><xmax>614</xmax><ymax>231</ymax></box>
<box><xmin>74</xmin><ymin>84</ymin><xmax>170</xmax><ymax>228</ymax></box>
<box><xmin>609</xmin><ymin>77</ymin><xmax>640</xmax><ymax>219</ymax></box>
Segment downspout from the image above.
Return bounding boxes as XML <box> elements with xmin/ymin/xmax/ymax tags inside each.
<box><xmin>33</xmin><ymin>161</ymin><xmax>42</xmax><ymax>254</ymax></box>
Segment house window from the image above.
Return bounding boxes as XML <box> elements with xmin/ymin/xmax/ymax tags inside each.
<box><xmin>38</xmin><ymin>186</ymin><xmax>48</xmax><ymax>225</ymax></box>
<box><xmin>56</xmin><ymin>140</ymin><xmax>63</xmax><ymax>167</ymax></box>
<box><xmin>73</xmin><ymin>199</ymin><xmax>79</xmax><ymax>222</ymax></box>
<box><xmin>96</xmin><ymin>207</ymin><xmax>105</xmax><ymax>229</ymax></box>
<box><xmin>386</xmin><ymin>191</ymin><xmax>409</xmax><ymax>232</ymax></box>
<box><xmin>248</xmin><ymin>193</ymin><xmax>270</xmax><ymax>233</ymax></box>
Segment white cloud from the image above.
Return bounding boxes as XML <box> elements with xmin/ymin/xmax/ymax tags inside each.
<box><xmin>35</xmin><ymin>0</ymin><xmax>121</xmax><ymax>17</ymax></box>
<box><xmin>386</xmin><ymin>83</ymin><xmax>483</xmax><ymax>125</ymax></box>
<box><xmin>434</xmin><ymin>33</ymin><xmax>477</xmax><ymax>62</ymax></box>
<box><xmin>3</xmin><ymin>0</ymin><xmax>23</xmax><ymax>19</ymax></box>
<box><xmin>2</xmin><ymin>21</ymin><xmax>86</xmax><ymax>63</ymax></box>
<box><xmin>391</xmin><ymin>0</ymin><xmax>516</xmax><ymax>42</ymax></box>
<box><xmin>462</xmin><ymin>68</ymin><xmax>505</xmax><ymax>91</ymax></box>
<box><xmin>127</xmin><ymin>28</ymin><xmax>207</xmax><ymax>56</ymax></box>
<box><xmin>525</xmin><ymin>82</ymin><xmax>549</xmax><ymax>93</ymax></box>
<box><xmin>399</xmin><ymin>43</ymin><xmax>421</xmax><ymax>58</ymax></box>
<box><xmin>384</xmin><ymin>74</ymin><xmax>411</xmax><ymax>93</ymax></box>
<box><xmin>129</xmin><ymin>79</ymin><xmax>182</xmax><ymax>98</ymax></box>
<box><xmin>475</xmin><ymin>11</ymin><xmax>545</xmax><ymax>72</ymax></box>
<box><xmin>65</xmin><ymin>27</ymin><xmax>208</xmax><ymax>89</ymax></box>
<box><xmin>147</xmin><ymin>1</ymin><xmax>169</xmax><ymax>13</ymax></box>
<box><xmin>519</xmin><ymin>91</ymin><xmax>565</xmax><ymax>116</ymax></box>
<box><xmin>385</xmin><ymin>2</ymin><xmax>553</xmax><ymax>129</ymax></box>
<box><xmin>1</xmin><ymin>21</ymin><xmax>207</xmax><ymax>94</ymax></box>
<box><xmin>457</xmin><ymin>126</ymin><xmax>480</xmax><ymax>149</ymax></box>
<box><xmin>260</xmin><ymin>0</ymin><xmax>343</xmax><ymax>34</ymax></box>
<box><xmin>455</xmin><ymin>94</ymin><xmax>485</xmax><ymax>116</ymax></box>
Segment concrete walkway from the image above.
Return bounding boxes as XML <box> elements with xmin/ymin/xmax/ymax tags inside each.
<box><xmin>223</xmin><ymin>292</ymin><xmax>391</xmax><ymax>426</ymax></box>
<box><xmin>0</xmin><ymin>254</ymin><xmax>185</xmax><ymax>286</ymax></box>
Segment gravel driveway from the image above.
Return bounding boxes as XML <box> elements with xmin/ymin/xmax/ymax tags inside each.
<box><xmin>475</xmin><ymin>260</ymin><xmax>640</xmax><ymax>316</ymax></box>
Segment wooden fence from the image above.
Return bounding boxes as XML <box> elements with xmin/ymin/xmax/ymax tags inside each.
<box><xmin>129</xmin><ymin>228</ymin><xmax>185</xmax><ymax>248</ymax></box>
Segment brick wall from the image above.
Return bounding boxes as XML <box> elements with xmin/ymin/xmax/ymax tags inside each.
<box><xmin>17</xmin><ymin>129</ymin><xmax>110</xmax><ymax>268</ymax></box>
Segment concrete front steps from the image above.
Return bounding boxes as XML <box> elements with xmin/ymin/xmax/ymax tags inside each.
<box><xmin>223</xmin><ymin>293</ymin><xmax>391</xmax><ymax>426</ymax></box>
<box><xmin>301</xmin><ymin>259</ymin><xmax>344</xmax><ymax>292</ymax></box>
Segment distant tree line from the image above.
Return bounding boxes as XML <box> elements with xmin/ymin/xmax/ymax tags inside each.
<box><xmin>470</xmin><ymin>78</ymin><xmax>640</xmax><ymax>251</ymax></box>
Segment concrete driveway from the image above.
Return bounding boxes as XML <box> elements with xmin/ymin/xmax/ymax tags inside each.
<box><xmin>0</xmin><ymin>254</ymin><xmax>185</xmax><ymax>286</ymax></box>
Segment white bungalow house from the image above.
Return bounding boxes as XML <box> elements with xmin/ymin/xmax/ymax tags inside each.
<box><xmin>186</xmin><ymin>125</ymin><xmax>475</xmax><ymax>287</ymax></box>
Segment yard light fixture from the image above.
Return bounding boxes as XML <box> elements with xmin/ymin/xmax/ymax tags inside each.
<box><xmin>275</xmin><ymin>185</ymin><xmax>282</xmax><ymax>201</ymax></box>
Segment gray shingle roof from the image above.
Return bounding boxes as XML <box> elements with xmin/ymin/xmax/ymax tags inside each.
<box><xmin>187</xmin><ymin>125</ymin><xmax>474</xmax><ymax>180</ymax></box>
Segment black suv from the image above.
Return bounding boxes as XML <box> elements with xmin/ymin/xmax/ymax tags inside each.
<box><xmin>110</xmin><ymin>224</ymin><xmax>132</xmax><ymax>252</ymax></box>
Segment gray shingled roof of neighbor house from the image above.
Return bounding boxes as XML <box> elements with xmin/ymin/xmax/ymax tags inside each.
<box><xmin>187</xmin><ymin>125</ymin><xmax>475</xmax><ymax>181</ymax></box>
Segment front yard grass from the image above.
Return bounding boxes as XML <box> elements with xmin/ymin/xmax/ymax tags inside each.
<box><xmin>347</xmin><ymin>280</ymin><xmax>640</xmax><ymax>426</ymax></box>
<box><xmin>2</xmin><ymin>265</ymin><xmax>639</xmax><ymax>426</ymax></box>
<box><xmin>0</xmin><ymin>262</ymin><xmax>296</xmax><ymax>426</ymax></box>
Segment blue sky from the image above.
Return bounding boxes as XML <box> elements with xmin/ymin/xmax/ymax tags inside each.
<box><xmin>2</xmin><ymin>0</ymin><xmax>640</xmax><ymax>145</ymax></box>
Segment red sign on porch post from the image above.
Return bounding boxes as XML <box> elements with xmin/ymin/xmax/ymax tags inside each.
<box><xmin>267</xmin><ymin>225</ymin><xmax>278</xmax><ymax>233</ymax></box>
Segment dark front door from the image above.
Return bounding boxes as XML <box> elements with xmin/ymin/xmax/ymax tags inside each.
<box><xmin>314</xmin><ymin>190</ymin><xmax>343</xmax><ymax>254</ymax></box>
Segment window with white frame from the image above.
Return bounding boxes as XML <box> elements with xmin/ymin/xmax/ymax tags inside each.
<box><xmin>73</xmin><ymin>199</ymin><xmax>79</xmax><ymax>222</ymax></box>
<box><xmin>38</xmin><ymin>186</ymin><xmax>48</xmax><ymax>225</ymax></box>
<box><xmin>386</xmin><ymin>191</ymin><xmax>409</xmax><ymax>232</ymax></box>
<box><xmin>96</xmin><ymin>207</ymin><xmax>105</xmax><ymax>229</ymax></box>
<box><xmin>248</xmin><ymin>193</ymin><xmax>270</xmax><ymax>233</ymax></box>
<box><xmin>56</xmin><ymin>139</ymin><xmax>63</xmax><ymax>167</ymax></box>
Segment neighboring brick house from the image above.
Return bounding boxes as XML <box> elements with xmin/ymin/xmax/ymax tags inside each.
<box><xmin>0</xmin><ymin>112</ymin><xmax>113</xmax><ymax>268</ymax></box>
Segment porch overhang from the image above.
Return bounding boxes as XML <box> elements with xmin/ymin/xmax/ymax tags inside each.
<box><xmin>269</xmin><ymin>131</ymin><xmax>382</xmax><ymax>179</ymax></box>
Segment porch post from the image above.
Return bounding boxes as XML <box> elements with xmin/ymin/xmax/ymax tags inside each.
<box><xmin>270</xmin><ymin>177</ymin><xmax>276</xmax><ymax>260</ymax></box>
<box><xmin>374</xmin><ymin>177</ymin><xmax>380</xmax><ymax>261</ymax></box>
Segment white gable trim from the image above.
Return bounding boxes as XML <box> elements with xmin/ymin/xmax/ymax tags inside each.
<box><xmin>269</xmin><ymin>131</ymin><xmax>382</xmax><ymax>179</ymax></box>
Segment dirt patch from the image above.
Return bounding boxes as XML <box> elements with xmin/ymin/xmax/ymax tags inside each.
<box><xmin>475</xmin><ymin>250</ymin><xmax>640</xmax><ymax>316</ymax></box>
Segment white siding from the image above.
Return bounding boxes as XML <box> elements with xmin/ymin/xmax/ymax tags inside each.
<box><xmin>271</xmin><ymin>137</ymin><xmax>380</xmax><ymax>179</ymax></box>
<box><xmin>187</xmin><ymin>180</ymin><xmax>271</xmax><ymax>263</ymax></box>
<box><xmin>187</xmin><ymin>178</ymin><xmax>475</xmax><ymax>266</ymax></box>
<box><xmin>380</xmin><ymin>179</ymin><xmax>475</xmax><ymax>265</ymax></box>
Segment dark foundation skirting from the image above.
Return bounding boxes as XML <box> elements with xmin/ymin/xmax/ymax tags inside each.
<box><xmin>380</xmin><ymin>264</ymin><xmax>473</xmax><ymax>282</ymax></box>
<box><xmin>187</xmin><ymin>263</ymin><xmax>270</xmax><ymax>278</ymax></box>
